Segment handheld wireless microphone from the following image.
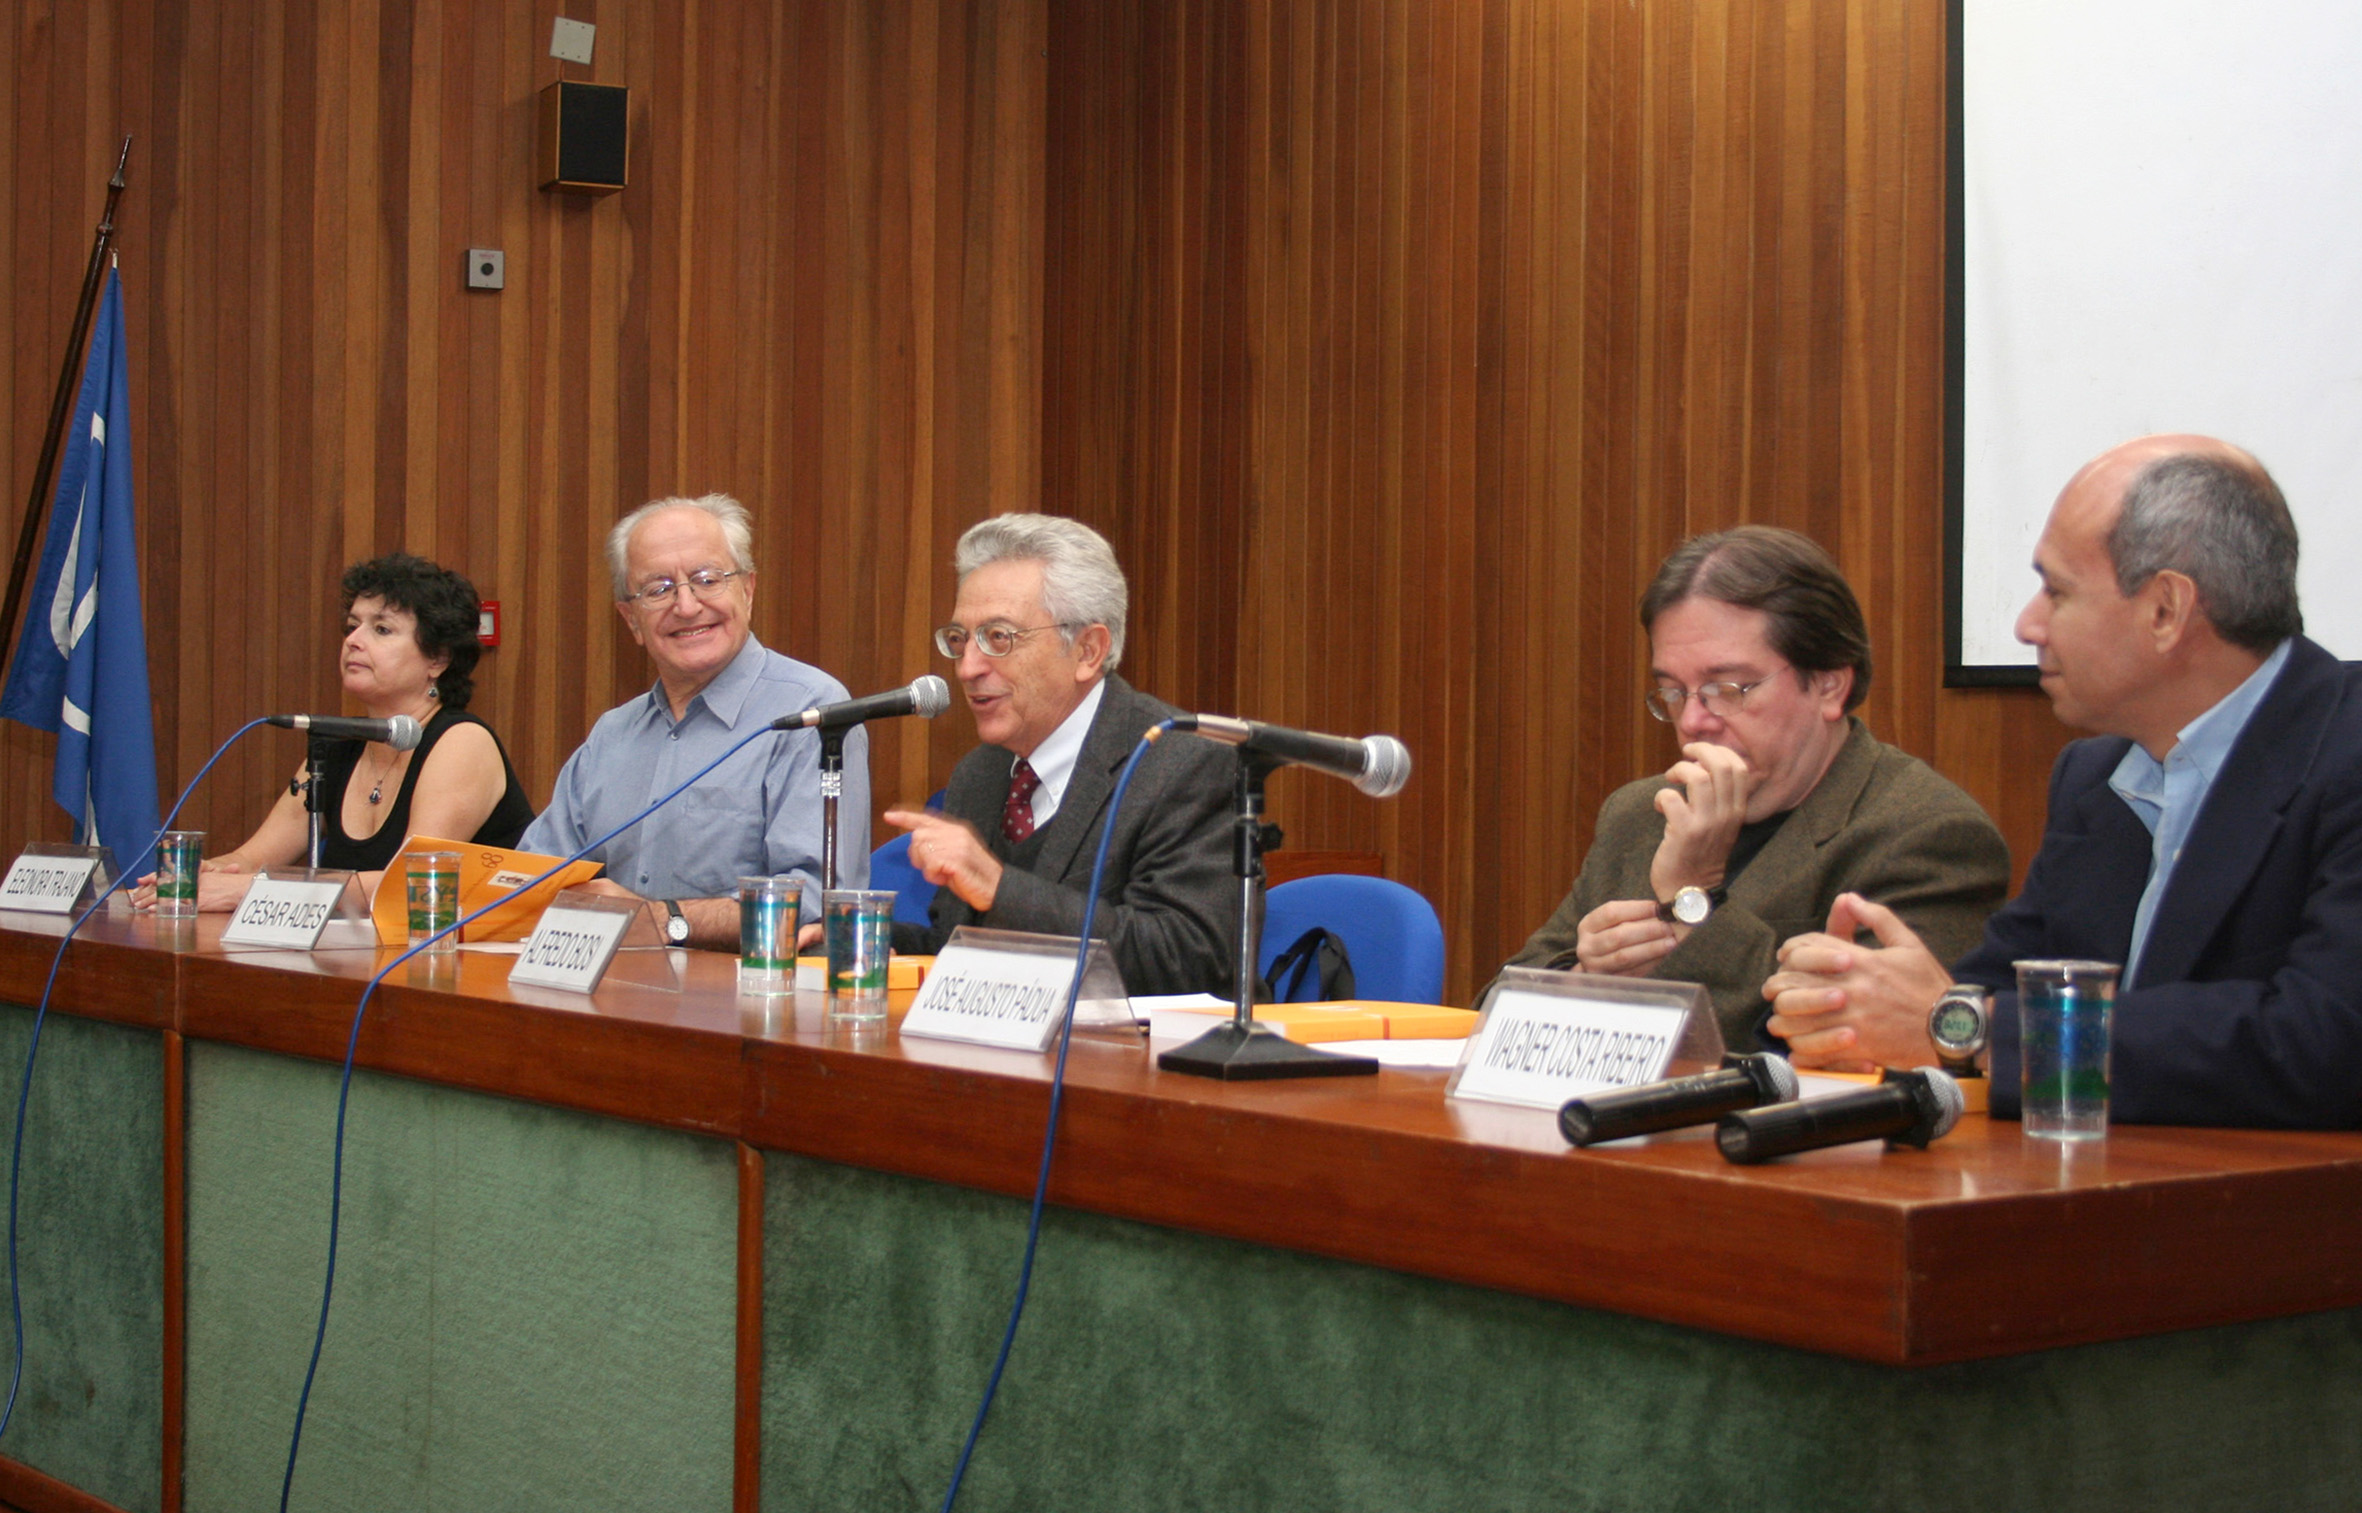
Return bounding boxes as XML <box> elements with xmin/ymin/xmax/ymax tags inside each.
<box><xmin>1714</xmin><ymin>1067</ymin><xmax>1965</xmax><ymax>1165</ymax></box>
<box><xmin>1559</xmin><ymin>1052</ymin><xmax>1800</xmax><ymax>1146</ymax></box>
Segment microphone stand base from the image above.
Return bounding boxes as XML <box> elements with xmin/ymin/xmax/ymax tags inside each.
<box><xmin>1156</xmin><ymin>1020</ymin><xmax>1378</xmax><ymax>1081</ymax></box>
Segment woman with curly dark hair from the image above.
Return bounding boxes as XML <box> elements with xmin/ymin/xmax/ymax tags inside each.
<box><xmin>141</xmin><ymin>553</ymin><xmax>533</xmax><ymax>910</ymax></box>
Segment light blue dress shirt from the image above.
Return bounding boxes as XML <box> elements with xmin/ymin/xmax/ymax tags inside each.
<box><xmin>2107</xmin><ymin>638</ymin><xmax>2291</xmax><ymax>986</ymax></box>
<box><xmin>521</xmin><ymin>634</ymin><xmax>870</xmax><ymax>920</ymax></box>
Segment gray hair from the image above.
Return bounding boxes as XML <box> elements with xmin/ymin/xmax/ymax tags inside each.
<box><xmin>2108</xmin><ymin>454</ymin><xmax>2302</xmax><ymax>654</ymax></box>
<box><xmin>954</xmin><ymin>514</ymin><xmax>1129</xmax><ymax>669</ymax></box>
<box><xmin>606</xmin><ymin>494</ymin><xmax>758</xmax><ymax>600</ymax></box>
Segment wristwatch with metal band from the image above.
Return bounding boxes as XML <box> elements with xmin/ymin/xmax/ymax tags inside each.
<box><xmin>1927</xmin><ymin>984</ymin><xmax>1991</xmax><ymax>1075</ymax></box>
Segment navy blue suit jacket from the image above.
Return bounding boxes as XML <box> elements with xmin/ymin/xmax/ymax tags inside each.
<box><xmin>1958</xmin><ymin>636</ymin><xmax>2362</xmax><ymax>1127</ymax></box>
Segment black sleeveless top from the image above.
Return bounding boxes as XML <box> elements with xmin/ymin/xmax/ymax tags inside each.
<box><xmin>313</xmin><ymin>708</ymin><xmax>535</xmax><ymax>871</ymax></box>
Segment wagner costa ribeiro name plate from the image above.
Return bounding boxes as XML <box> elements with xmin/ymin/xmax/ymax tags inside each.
<box><xmin>1447</xmin><ymin>967</ymin><xmax>1724</xmax><ymax>1111</ymax></box>
<box><xmin>897</xmin><ymin>926</ymin><xmax>1133</xmax><ymax>1051</ymax></box>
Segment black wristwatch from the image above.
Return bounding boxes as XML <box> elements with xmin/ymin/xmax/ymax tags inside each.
<box><xmin>662</xmin><ymin>898</ymin><xmax>692</xmax><ymax>946</ymax></box>
<box><xmin>1656</xmin><ymin>885</ymin><xmax>1726</xmax><ymax>927</ymax></box>
<box><xmin>1927</xmin><ymin>985</ymin><xmax>1991</xmax><ymax>1075</ymax></box>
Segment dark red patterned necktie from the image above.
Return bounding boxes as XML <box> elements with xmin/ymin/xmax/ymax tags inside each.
<box><xmin>1002</xmin><ymin>759</ymin><xmax>1041</xmax><ymax>843</ymax></box>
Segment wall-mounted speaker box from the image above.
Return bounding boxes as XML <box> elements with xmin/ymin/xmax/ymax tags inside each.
<box><xmin>538</xmin><ymin>81</ymin><xmax>629</xmax><ymax>195</ymax></box>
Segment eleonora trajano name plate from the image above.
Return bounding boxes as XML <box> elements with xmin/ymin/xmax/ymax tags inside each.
<box><xmin>898</xmin><ymin>925</ymin><xmax>1133</xmax><ymax>1051</ymax></box>
<box><xmin>0</xmin><ymin>844</ymin><xmax>113</xmax><ymax>915</ymax></box>
<box><xmin>1447</xmin><ymin>967</ymin><xmax>1723</xmax><ymax>1111</ymax></box>
<box><xmin>508</xmin><ymin>889</ymin><xmax>644</xmax><ymax>992</ymax></box>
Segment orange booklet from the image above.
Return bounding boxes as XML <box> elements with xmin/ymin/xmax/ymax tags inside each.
<box><xmin>1148</xmin><ymin>1002</ymin><xmax>1480</xmax><ymax>1043</ymax></box>
<box><xmin>370</xmin><ymin>836</ymin><xmax>606</xmax><ymax>945</ymax></box>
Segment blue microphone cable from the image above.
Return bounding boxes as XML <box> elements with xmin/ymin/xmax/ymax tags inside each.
<box><xmin>0</xmin><ymin>716</ymin><xmax>272</xmax><ymax>1443</ymax></box>
<box><xmin>279</xmin><ymin>718</ymin><xmax>789</xmax><ymax>1511</ymax></box>
<box><xmin>939</xmin><ymin>720</ymin><xmax>1171</xmax><ymax>1511</ymax></box>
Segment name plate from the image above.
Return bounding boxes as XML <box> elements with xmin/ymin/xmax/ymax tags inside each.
<box><xmin>900</xmin><ymin>927</ymin><xmax>1132</xmax><ymax>1051</ymax></box>
<box><xmin>0</xmin><ymin>847</ymin><xmax>107</xmax><ymax>914</ymax></box>
<box><xmin>508</xmin><ymin>896</ymin><xmax>638</xmax><ymax>992</ymax></box>
<box><xmin>220</xmin><ymin>876</ymin><xmax>352</xmax><ymax>948</ymax></box>
<box><xmin>1447</xmin><ymin>968</ymin><xmax>1720</xmax><ymax>1111</ymax></box>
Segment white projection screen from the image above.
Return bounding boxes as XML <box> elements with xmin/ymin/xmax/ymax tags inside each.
<box><xmin>1952</xmin><ymin>0</ymin><xmax>2362</xmax><ymax>679</ymax></box>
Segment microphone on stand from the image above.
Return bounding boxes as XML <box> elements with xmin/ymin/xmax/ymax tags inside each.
<box><xmin>1559</xmin><ymin>1052</ymin><xmax>1800</xmax><ymax>1146</ymax></box>
<box><xmin>1172</xmin><ymin>714</ymin><xmax>1412</xmax><ymax>798</ymax></box>
<box><xmin>772</xmin><ymin>676</ymin><xmax>951</xmax><ymax>732</ymax></box>
<box><xmin>778</xmin><ymin>677</ymin><xmax>949</xmax><ymax>892</ymax></box>
<box><xmin>267</xmin><ymin>713</ymin><xmax>423</xmax><ymax>750</ymax></box>
<box><xmin>1713</xmin><ymin>1068</ymin><xmax>1966</xmax><ymax>1165</ymax></box>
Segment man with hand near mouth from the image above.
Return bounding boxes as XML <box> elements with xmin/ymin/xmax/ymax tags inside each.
<box><xmin>885</xmin><ymin>514</ymin><xmax>1232</xmax><ymax>997</ymax></box>
<box><xmin>521</xmin><ymin>493</ymin><xmax>868</xmax><ymax>949</ymax></box>
<box><xmin>1498</xmin><ymin>527</ymin><xmax>2009</xmax><ymax>1049</ymax></box>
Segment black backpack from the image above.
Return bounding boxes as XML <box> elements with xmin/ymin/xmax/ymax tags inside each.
<box><xmin>1260</xmin><ymin>926</ymin><xmax>1357</xmax><ymax>1003</ymax></box>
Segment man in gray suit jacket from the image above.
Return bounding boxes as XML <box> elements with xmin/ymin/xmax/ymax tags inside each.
<box><xmin>1501</xmin><ymin>527</ymin><xmax>2009</xmax><ymax>1050</ymax></box>
<box><xmin>885</xmin><ymin>515</ymin><xmax>1233</xmax><ymax>996</ymax></box>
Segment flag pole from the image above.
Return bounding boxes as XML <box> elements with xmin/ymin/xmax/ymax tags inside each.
<box><xmin>1</xmin><ymin>136</ymin><xmax>132</xmax><ymax>668</ymax></box>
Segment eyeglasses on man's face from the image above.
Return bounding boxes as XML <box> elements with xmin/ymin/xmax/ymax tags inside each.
<box><xmin>933</xmin><ymin>622</ymin><xmax>1076</xmax><ymax>660</ymax></box>
<box><xmin>1644</xmin><ymin>678</ymin><xmax>1771</xmax><ymax>723</ymax></box>
<box><xmin>624</xmin><ymin>568</ymin><xmax>744</xmax><ymax>608</ymax></box>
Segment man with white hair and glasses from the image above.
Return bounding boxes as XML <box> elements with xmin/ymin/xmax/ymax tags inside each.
<box><xmin>886</xmin><ymin>514</ymin><xmax>1232</xmax><ymax>996</ymax></box>
<box><xmin>521</xmin><ymin>493</ymin><xmax>868</xmax><ymax>949</ymax></box>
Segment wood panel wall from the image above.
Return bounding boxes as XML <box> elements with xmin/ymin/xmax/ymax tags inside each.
<box><xmin>4</xmin><ymin>0</ymin><xmax>2073</xmax><ymax>1006</ymax></box>
<box><xmin>1041</xmin><ymin>0</ymin><xmax>2072</xmax><ymax>1002</ymax></box>
<box><xmin>1</xmin><ymin>0</ymin><xmax>1037</xmax><ymax>853</ymax></box>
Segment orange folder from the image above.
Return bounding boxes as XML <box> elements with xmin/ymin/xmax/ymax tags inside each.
<box><xmin>1152</xmin><ymin>1002</ymin><xmax>1478</xmax><ymax>1043</ymax></box>
<box><xmin>370</xmin><ymin>836</ymin><xmax>606</xmax><ymax>945</ymax></box>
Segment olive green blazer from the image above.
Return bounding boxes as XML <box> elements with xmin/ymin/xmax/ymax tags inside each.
<box><xmin>1500</xmin><ymin>719</ymin><xmax>2010</xmax><ymax>1050</ymax></box>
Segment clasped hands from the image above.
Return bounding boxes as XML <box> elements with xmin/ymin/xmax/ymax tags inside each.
<box><xmin>1572</xmin><ymin>742</ymin><xmax>1756</xmax><ymax>975</ymax></box>
<box><xmin>1761</xmin><ymin>892</ymin><xmax>1951</xmax><ymax>1072</ymax></box>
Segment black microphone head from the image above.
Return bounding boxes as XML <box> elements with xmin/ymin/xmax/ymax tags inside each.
<box><xmin>1356</xmin><ymin>735</ymin><xmax>1412</xmax><ymax>798</ymax></box>
<box><xmin>1898</xmin><ymin>1067</ymin><xmax>1966</xmax><ymax>1143</ymax></box>
<box><xmin>385</xmin><ymin>715</ymin><xmax>423</xmax><ymax>752</ymax></box>
<box><xmin>910</xmin><ymin>675</ymin><xmax>951</xmax><ymax>718</ymax></box>
<box><xmin>1744</xmin><ymin>1053</ymin><xmax>1801</xmax><ymax>1104</ymax></box>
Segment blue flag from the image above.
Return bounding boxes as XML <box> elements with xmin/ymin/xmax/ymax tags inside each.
<box><xmin>0</xmin><ymin>266</ymin><xmax>161</xmax><ymax>857</ymax></box>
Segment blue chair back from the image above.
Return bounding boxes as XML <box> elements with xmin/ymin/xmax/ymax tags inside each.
<box><xmin>869</xmin><ymin>833</ymin><xmax>940</xmax><ymax>927</ymax></box>
<box><xmin>1258</xmin><ymin>874</ymin><xmax>1445</xmax><ymax>1004</ymax></box>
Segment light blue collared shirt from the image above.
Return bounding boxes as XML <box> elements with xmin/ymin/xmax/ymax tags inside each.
<box><xmin>2107</xmin><ymin>638</ymin><xmax>2291</xmax><ymax>986</ymax></box>
<box><xmin>521</xmin><ymin>634</ymin><xmax>870</xmax><ymax>920</ymax></box>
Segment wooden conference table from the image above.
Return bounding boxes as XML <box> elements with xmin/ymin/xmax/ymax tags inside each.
<box><xmin>0</xmin><ymin>911</ymin><xmax>2359</xmax><ymax>1512</ymax></box>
